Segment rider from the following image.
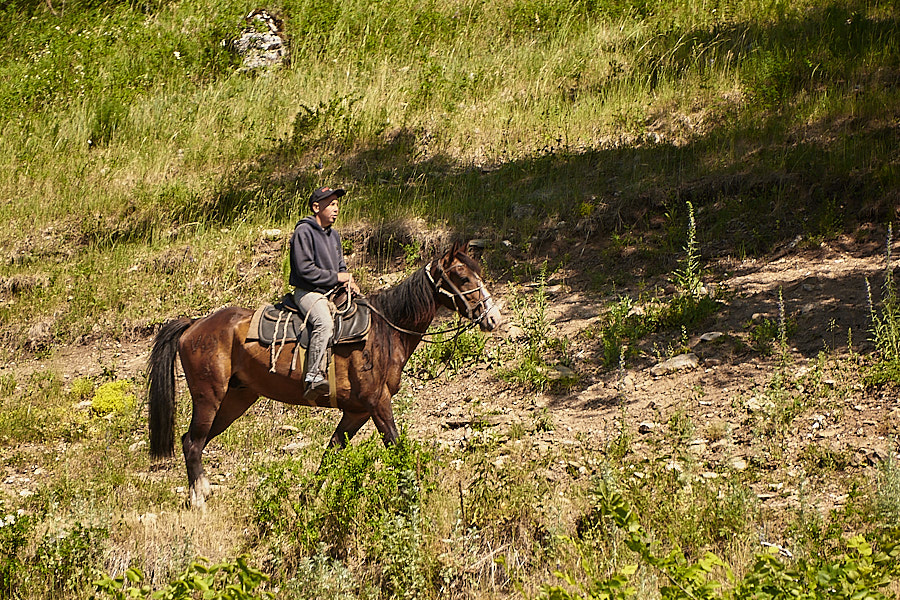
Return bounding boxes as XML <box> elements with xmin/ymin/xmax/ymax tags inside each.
<box><xmin>289</xmin><ymin>185</ymin><xmax>360</xmax><ymax>398</ymax></box>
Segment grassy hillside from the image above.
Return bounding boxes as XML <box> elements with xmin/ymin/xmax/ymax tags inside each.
<box><xmin>1</xmin><ymin>0</ymin><xmax>898</xmax><ymax>348</ymax></box>
<box><xmin>1</xmin><ymin>0</ymin><xmax>899</xmax><ymax>598</ymax></box>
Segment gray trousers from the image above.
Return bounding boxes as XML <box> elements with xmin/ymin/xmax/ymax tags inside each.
<box><xmin>292</xmin><ymin>289</ymin><xmax>333</xmax><ymax>379</ymax></box>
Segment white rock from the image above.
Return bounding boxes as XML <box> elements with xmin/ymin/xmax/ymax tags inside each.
<box><xmin>699</xmin><ymin>332</ymin><xmax>724</xmax><ymax>342</ymax></box>
<box><xmin>650</xmin><ymin>353</ymin><xmax>700</xmax><ymax>376</ymax></box>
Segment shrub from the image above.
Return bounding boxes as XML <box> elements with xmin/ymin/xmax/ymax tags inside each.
<box><xmin>33</xmin><ymin>522</ymin><xmax>108</xmax><ymax>596</ymax></box>
<box><xmin>0</xmin><ymin>512</ymin><xmax>33</xmax><ymax>598</ymax></box>
<box><xmin>94</xmin><ymin>556</ymin><xmax>272</xmax><ymax>600</ymax></box>
<box><xmin>90</xmin><ymin>380</ymin><xmax>136</xmax><ymax>416</ymax></box>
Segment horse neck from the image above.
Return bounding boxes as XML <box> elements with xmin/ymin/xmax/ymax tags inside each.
<box><xmin>370</xmin><ymin>267</ymin><xmax>440</xmax><ymax>336</ymax></box>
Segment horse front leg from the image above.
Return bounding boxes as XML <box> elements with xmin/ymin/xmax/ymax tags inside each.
<box><xmin>328</xmin><ymin>411</ymin><xmax>371</xmax><ymax>448</ymax></box>
<box><xmin>370</xmin><ymin>391</ymin><xmax>399</xmax><ymax>446</ymax></box>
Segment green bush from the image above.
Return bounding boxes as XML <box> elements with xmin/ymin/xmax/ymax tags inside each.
<box><xmin>546</xmin><ymin>481</ymin><xmax>900</xmax><ymax>600</ymax></box>
<box><xmin>94</xmin><ymin>556</ymin><xmax>272</xmax><ymax>600</ymax></box>
<box><xmin>33</xmin><ymin>522</ymin><xmax>108</xmax><ymax>596</ymax></box>
<box><xmin>90</xmin><ymin>380</ymin><xmax>136</xmax><ymax>416</ymax></box>
<box><xmin>0</xmin><ymin>512</ymin><xmax>33</xmax><ymax>599</ymax></box>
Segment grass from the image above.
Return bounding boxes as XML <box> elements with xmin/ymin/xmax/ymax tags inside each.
<box><xmin>0</xmin><ymin>0</ymin><xmax>899</xmax><ymax>597</ymax></box>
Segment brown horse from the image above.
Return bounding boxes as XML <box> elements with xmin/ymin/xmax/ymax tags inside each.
<box><xmin>147</xmin><ymin>243</ymin><xmax>502</xmax><ymax>508</ymax></box>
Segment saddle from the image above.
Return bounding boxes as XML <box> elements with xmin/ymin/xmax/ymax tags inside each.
<box><xmin>247</xmin><ymin>292</ymin><xmax>371</xmax><ymax>348</ymax></box>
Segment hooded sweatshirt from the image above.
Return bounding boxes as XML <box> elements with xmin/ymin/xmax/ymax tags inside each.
<box><xmin>289</xmin><ymin>216</ymin><xmax>347</xmax><ymax>293</ymax></box>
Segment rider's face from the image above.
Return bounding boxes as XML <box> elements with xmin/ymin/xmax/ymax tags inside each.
<box><xmin>314</xmin><ymin>196</ymin><xmax>340</xmax><ymax>227</ymax></box>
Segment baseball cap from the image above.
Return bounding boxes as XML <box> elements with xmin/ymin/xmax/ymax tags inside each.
<box><xmin>309</xmin><ymin>186</ymin><xmax>346</xmax><ymax>207</ymax></box>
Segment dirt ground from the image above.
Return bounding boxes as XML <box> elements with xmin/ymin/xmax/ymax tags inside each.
<box><xmin>6</xmin><ymin>233</ymin><xmax>900</xmax><ymax>523</ymax></box>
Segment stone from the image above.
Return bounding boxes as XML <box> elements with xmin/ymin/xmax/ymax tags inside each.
<box><xmin>729</xmin><ymin>457</ymin><xmax>748</xmax><ymax>471</ymax></box>
<box><xmin>546</xmin><ymin>364</ymin><xmax>576</xmax><ymax>380</ymax></box>
<box><xmin>260</xmin><ymin>228</ymin><xmax>282</xmax><ymax>240</ymax></box>
<box><xmin>698</xmin><ymin>332</ymin><xmax>724</xmax><ymax>342</ymax></box>
<box><xmin>233</xmin><ymin>10</ymin><xmax>287</xmax><ymax>71</ymax></box>
<box><xmin>503</xmin><ymin>324</ymin><xmax>526</xmax><ymax>340</ymax></box>
<box><xmin>650</xmin><ymin>353</ymin><xmax>700</xmax><ymax>376</ymax></box>
<box><xmin>638</xmin><ymin>422</ymin><xmax>657</xmax><ymax>434</ymax></box>
<box><xmin>281</xmin><ymin>442</ymin><xmax>308</xmax><ymax>452</ymax></box>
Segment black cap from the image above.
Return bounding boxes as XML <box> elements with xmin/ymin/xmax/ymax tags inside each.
<box><xmin>309</xmin><ymin>186</ymin><xmax>346</xmax><ymax>209</ymax></box>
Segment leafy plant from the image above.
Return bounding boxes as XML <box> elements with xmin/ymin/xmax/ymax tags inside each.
<box><xmin>546</xmin><ymin>481</ymin><xmax>900</xmax><ymax>600</ymax></box>
<box><xmin>94</xmin><ymin>556</ymin><xmax>272</xmax><ymax>600</ymax></box>
<box><xmin>0</xmin><ymin>512</ymin><xmax>32</xmax><ymax>598</ymax></box>
<box><xmin>33</xmin><ymin>522</ymin><xmax>108</xmax><ymax>595</ymax></box>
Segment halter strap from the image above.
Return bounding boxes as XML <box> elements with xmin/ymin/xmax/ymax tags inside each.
<box><xmin>425</xmin><ymin>261</ymin><xmax>496</xmax><ymax>325</ymax></box>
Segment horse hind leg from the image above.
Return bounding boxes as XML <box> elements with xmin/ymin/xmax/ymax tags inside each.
<box><xmin>183</xmin><ymin>385</ymin><xmax>257</xmax><ymax>509</ymax></box>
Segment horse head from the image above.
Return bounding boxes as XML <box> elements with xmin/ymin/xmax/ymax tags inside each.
<box><xmin>429</xmin><ymin>242</ymin><xmax>503</xmax><ymax>332</ymax></box>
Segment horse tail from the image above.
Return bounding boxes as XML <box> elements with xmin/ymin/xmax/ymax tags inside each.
<box><xmin>148</xmin><ymin>318</ymin><xmax>193</xmax><ymax>459</ymax></box>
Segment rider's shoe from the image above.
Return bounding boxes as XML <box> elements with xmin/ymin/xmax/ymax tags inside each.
<box><xmin>304</xmin><ymin>372</ymin><xmax>329</xmax><ymax>400</ymax></box>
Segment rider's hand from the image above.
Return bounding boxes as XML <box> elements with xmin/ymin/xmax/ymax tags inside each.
<box><xmin>338</xmin><ymin>271</ymin><xmax>360</xmax><ymax>294</ymax></box>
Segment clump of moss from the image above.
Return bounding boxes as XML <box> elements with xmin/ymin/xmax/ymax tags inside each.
<box><xmin>90</xmin><ymin>381</ymin><xmax>136</xmax><ymax>416</ymax></box>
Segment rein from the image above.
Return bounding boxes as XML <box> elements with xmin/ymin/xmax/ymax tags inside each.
<box><xmin>365</xmin><ymin>301</ymin><xmax>477</xmax><ymax>344</ymax></box>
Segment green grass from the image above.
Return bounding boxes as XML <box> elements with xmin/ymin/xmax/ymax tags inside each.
<box><xmin>2</xmin><ymin>0</ymin><xmax>897</xmax><ymax>347</ymax></box>
<box><xmin>1</xmin><ymin>0</ymin><xmax>899</xmax><ymax>598</ymax></box>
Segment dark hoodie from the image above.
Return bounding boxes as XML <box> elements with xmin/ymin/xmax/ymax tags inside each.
<box><xmin>289</xmin><ymin>216</ymin><xmax>347</xmax><ymax>293</ymax></box>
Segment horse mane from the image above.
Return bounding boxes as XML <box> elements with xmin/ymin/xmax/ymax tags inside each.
<box><xmin>368</xmin><ymin>243</ymin><xmax>480</xmax><ymax>332</ymax></box>
<box><xmin>368</xmin><ymin>265</ymin><xmax>437</xmax><ymax>329</ymax></box>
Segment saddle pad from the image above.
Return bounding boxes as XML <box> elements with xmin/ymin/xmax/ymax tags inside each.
<box><xmin>246</xmin><ymin>307</ymin><xmax>339</xmax><ymax>407</ymax></box>
<box><xmin>246</xmin><ymin>300</ymin><xmax>371</xmax><ymax>347</ymax></box>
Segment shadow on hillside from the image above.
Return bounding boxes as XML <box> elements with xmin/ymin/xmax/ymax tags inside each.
<box><xmin>194</xmin><ymin>1</ymin><xmax>899</xmax><ymax>384</ymax></box>
<box><xmin>542</xmin><ymin>237</ymin><xmax>892</xmax><ymax>411</ymax></box>
<box><xmin>202</xmin><ymin>1</ymin><xmax>898</xmax><ymax>256</ymax></box>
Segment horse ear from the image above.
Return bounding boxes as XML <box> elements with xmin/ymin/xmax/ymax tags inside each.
<box><xmin>440</xmin><ymin>240</ymin><xmax>466</xmax><ymax>268</ymax></box>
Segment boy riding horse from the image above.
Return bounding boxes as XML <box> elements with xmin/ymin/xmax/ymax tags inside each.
<box><xmin>289</xmin><ymin>185</ymin><xmax>360</xmax><ymax>400</ymax></box>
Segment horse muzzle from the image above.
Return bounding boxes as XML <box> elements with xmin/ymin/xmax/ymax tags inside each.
<box><xmin>478</xmin><ymin>304</ymin><xmax>503</xmax><ymax>332</ymax></box>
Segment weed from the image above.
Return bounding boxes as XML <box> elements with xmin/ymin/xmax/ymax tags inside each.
<box><xmin>68</xmin><ymin>376</ymin><xmax>94</xmax><ymax>401</ymax></box>
<box><xmin>865</xmin><ymin>225</ymin><xmax>900</xmax><ymax>385</ymax></box>
<box><xmin>0</xmin><ymin>374</ymin><xmax>15</xmax><ymax>397</ymax></box>
<box><xmin>502</xmin><ymin>267</ymin><xmax>553</xmax><ymax>390</ymax></box>
<box><xmin>875</xmin><ymin>454</ymin><xmax>900</xmax><ymax>528</ymax></box>
<box><xmin>798</xmin><ymin>443</ymin><xmax>851</xmax><ymax>477</ymax></box>
<box><xmin>747</xmin><ymin>293</ymin><xmax>797</xmax><ymax>356</ymax></box>
<box><xmin>532</xmin><ymin>407</ymin><xmax>555</xmax><ymax>433</ymax></box>
<box><xmin>671</xmin><ymin>201</ymin><xmax>703</xmax><ymax>299</ymax></box>
<box><xmin>32</xmin><ymin>522</ymin><xmax>108</xmax><ymax>596</ymax></box>
<box><xmin>667</xmin><ymin>409</ymin><xmax>695</xmax><ymax>444</ymax></box>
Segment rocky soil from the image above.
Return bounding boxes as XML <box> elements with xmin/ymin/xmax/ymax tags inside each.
<box><xmin>4</xmin><ymin>233</ymin><xmax>899</xmax><ymax>525</ymax></box>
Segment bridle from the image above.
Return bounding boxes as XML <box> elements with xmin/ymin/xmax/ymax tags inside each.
<box><xmin>425</xmin><ymin>260</ymin><xmax>497</xmax><ymax>327</ymax></box>
<box><xmin>361</xmin><ymin>261</ymin><xmax>496</xmax><ymax>343</ymax></box>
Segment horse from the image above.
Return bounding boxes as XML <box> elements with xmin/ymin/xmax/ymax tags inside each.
<box><xmin>147</xmin><ymin>242</ymin><xmax>502</xmax><ymax>508</ymax></box>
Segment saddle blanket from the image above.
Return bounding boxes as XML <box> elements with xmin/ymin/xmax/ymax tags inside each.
<box><xmin>246</xmin><ymin>294</ymin><xmax>371</xmax><ymax>348</ymax></box>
